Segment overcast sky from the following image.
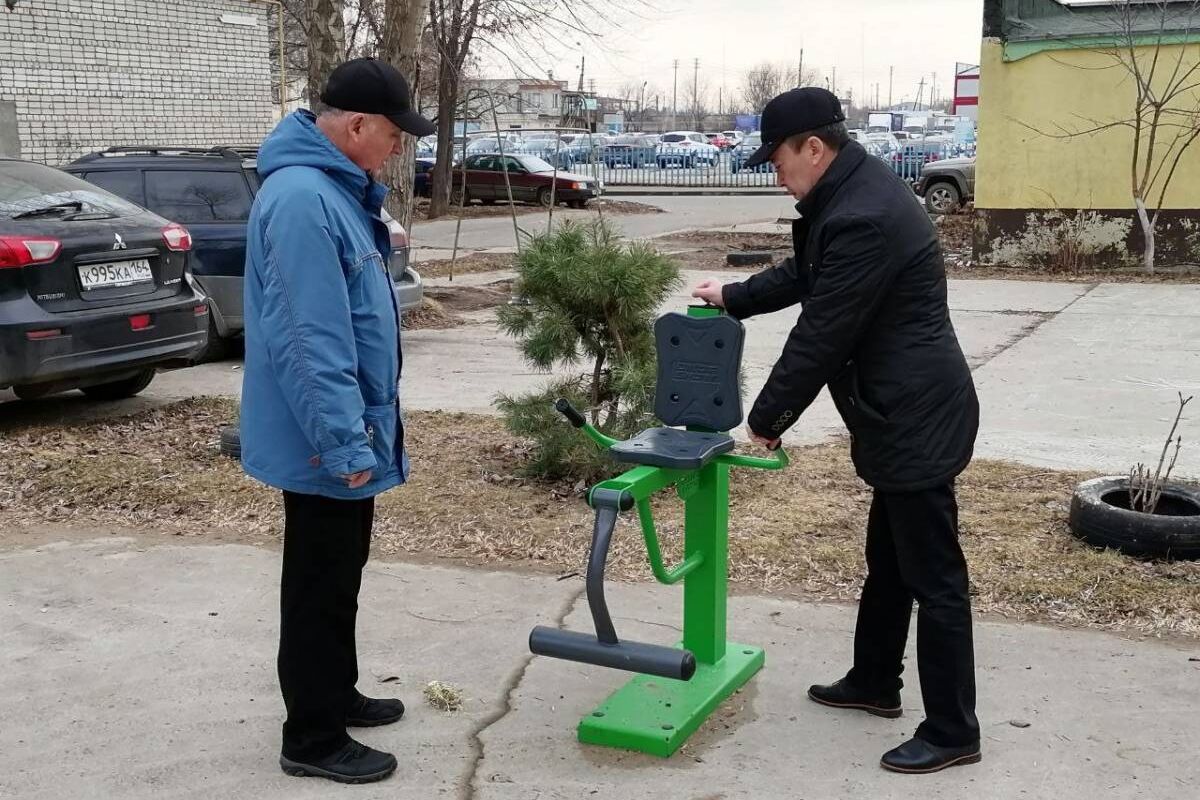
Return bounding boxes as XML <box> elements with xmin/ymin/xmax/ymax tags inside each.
<box><xmin>483</xmin><ymin>0</ymin><xmax>986</xmax><ymax>109</ymax></box>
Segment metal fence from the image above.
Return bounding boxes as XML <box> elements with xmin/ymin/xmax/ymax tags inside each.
<box><xmin>432</xmin><ymin>101</ymin><xmax>975</xmax><ymax>193</ymax></box>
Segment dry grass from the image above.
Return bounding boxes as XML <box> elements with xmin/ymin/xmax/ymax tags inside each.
<box><xmin>2</xmin><ymin>399</ymin><xmax>1198</xmax><ymax>640</ymax></box>
<box><xmin>415</xmin><ymin>252</ymin><xmax>516</xmax><ymax>280</ymax></box>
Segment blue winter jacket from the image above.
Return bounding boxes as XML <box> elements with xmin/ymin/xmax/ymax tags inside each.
<box><xmin>240</xmin><ymin>110</ymin><xmax>407</xmax><ymax>500</ymax></box>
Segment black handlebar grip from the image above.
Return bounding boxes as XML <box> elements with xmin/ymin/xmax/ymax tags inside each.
<box><xmin>554</xmin><ymin>398</ymin><xmax>586</xmax><ymax>428</ymax></box>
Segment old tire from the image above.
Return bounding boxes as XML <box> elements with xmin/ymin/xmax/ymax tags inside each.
<box><xmin>80</xmin><ymin>369</ymin><xmax>155</xmax><ymax>401</ymax></box>
<box><xmin>726</xmin><ymin>251</ymin><xmax>778</xmax><ymax>267</ymax></box>
<box><xmin>450</xmin><ymin>186</ymin><xmax>469</xmax><ymax>206</ymax></box>
<box><xmin>924</xmin><ymin>181</ymin><xmax>962</xmax><ymax>214</ymax></box>
<box><xmin>219</xmin><ymin>425</ymin><xmax>241</xmax><ymax>459</ymax></box>
<box><xmin>1069</xmin><ymin>476</ymin><xmax>1200</xmax><ymax>560</ymax></box>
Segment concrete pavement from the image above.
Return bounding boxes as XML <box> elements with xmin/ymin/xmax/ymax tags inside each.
<box><xmin>2</xmin><ymin>533</ymin><xmax>1197</xmax><ymax>799</ymax></box>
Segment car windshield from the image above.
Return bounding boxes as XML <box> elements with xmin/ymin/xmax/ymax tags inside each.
<box><xmin>661</xmin><ymin>134</ymin><xmax>687</xmax><ymax>143</ymax></box>
<box><xmin>0</xmin><ymin>160</ymin><xmax>144</xmax><ymax>219</ymax></box>
<box><xmin>520</xmin><ymin>156</ymin><xmax>558</xmax><ymax>173</ymax></box>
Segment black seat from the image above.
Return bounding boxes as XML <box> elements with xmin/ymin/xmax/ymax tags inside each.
<box><xmin>610</xmin><ymin>427</ymin><xmax>735</xmax><ymax>470</ymax></box>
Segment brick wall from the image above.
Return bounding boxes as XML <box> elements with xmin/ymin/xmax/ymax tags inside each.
<box><xmin>0</xmin><ymin>0</ymin><xmax>278</xmax><ymax>165</ymax></box>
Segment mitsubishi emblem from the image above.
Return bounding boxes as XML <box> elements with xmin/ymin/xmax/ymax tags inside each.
<box><xmin>113</xmin><ymin>233</ymin><xmax>128</xmax><ymax>251</ymax></box>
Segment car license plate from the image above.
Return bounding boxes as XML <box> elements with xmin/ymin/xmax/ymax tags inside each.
<box><xmin>77</xmin><ymin>259</ymin><xmax>153</xmax><ymax>290</ymax></box>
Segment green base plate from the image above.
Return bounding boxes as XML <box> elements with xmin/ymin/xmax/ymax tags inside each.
<box><xmin>577</xmin><ymin>643</ymin><xmax>764</xmax><ymax>758</ymax></box>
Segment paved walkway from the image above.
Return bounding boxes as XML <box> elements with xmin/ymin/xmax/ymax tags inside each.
<box><xmin>3</xmin><ymin>533</ymin><xmax>1197</xmax><ymax>799</ymax></box>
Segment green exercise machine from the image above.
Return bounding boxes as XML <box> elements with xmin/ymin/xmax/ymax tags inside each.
<box><xmin>529</xmin><ymin>304</ymin><xmax>789</xmax><ymax>757</ymax></box>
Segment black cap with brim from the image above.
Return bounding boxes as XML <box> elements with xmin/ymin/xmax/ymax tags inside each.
<box><xmin>321</xmin><ymin>57</ymin><xmax>436</xmax><ymax>137</ymax></box>
<box><xmin>745</xmin><ymin>87</ymin><xmax>846</xmax><ymax>167</ymax></box>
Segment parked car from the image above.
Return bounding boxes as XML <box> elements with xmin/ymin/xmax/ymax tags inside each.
<box><xmin>413</xmin><ymin>156</ymin><xmax>436</xmax><ymax>198</ymax></box>
<box><xmin>915</xmin><ymin>156</ymin><xmax>976</xmax><ymax>214</ymax></box>
<box><xmin>1</xmin><ymin>157</ymin><xmax>208</xmax><ymax>400</ymax></box>
<box><xmin>729</xmin><ymin>132</ymin><xmax>774</xmax><ymax>173</ymax></box>
<box><xmin>450</xmin><ymin>153</ymin><xmax>601</xmax><ymax>208</ymax></box>
<box><xmin>602</xmin><ymin>135</ymin><xmax>660</xmax><ymax>168</ymax></box>
<box><xmin>861</xmin><ymin>132</ymin><xmax>901</xmax><ymax>160</ymax></box>
<box><xmin>512</xmin><ymin>136</ymin><xmax>576</xmax><ymax>170</ymax></box>
<box><xmin>66</xmin><ymin>146</ymin><xmax>423</xmax><ymax>361</ymax></box>
<box><xmin>722</xmin><ymin>130</ymin><xmax>744</xmax><ymax>147</ymax></box>
<box><xmin>704</xmin><ymin>132</ymin><xmax>734</xmax><ymax>150</ymax></box>
<box><xmin>465</xmin><ymin>135</ymin><xmax>524</xmax><ymax>156</ymax></box>
<box><xmin>657</xmin><ymin>131</ymin><xmax>721</xmax><ymax>168</ymax></box>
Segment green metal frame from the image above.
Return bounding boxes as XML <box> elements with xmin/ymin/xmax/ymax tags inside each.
<box><xmin>563</xmin><ymin>305</ymin><xmax>789</xmax><ymax>758</ymax></box>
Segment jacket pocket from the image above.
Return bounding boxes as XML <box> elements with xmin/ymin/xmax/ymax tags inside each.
<box><xmin>362</xmin><ymin>402</ymin><xmax>399</xmax><ymax>476</ymax></box>
<box><xmin>847</xmin><ymin>362</ymin><xmax>889</xmax><ymax>425</ymax></box>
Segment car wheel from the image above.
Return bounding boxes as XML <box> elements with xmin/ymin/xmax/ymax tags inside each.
<box><xmin>925</xmin><ymin>181</ymin><xmax>962</xmax><ymax>214</ymax></box>
<box><xmin>568</xmin><ymin>199</ymin><xmax>587</xmax><ymax>209</ymax></box>
<box><xmin>537</xmin><ymin>187</ymin><xmax>554</xmax><ymax>208</ymax></box>
<box><xmin>193</xmin><ymin>313</ymin><xmax>230</xmax><ymax>364</ymax></box>
<box><xmin>80</xmin><ymin>369</ymin><xmax>156</xmax><ymax>401</ymax></box>
<box><xmin>481</xmin><ymin>198</ymin><xmax>496</xmax><ymax>206</ymax></box>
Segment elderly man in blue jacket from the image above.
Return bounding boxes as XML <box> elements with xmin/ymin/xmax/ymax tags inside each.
<box><xmin>240</xmin><ymin>58</ymin><xmax>434</xmax><ymax>785</ymax></box>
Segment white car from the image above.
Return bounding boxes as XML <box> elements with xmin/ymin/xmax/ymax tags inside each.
<box><xmin>657</xmin><ymin>131</ymin><xmax>721</xmax><ymax>167</ymax></box>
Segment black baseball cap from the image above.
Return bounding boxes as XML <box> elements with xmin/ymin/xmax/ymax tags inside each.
<box><xmin>321</xmin><ymin>57</ymin><xmax>436</xmax><ymax>137</ymax></box>
<box><xmin>744</xmin><ymin>87</ymin><xmax>846</xmax><ymax>167</ymax></box>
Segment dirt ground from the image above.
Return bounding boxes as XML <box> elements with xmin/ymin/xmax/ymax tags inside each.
<box><xmin>3</xmin><ymin>398</ymin><xmax>1197</xmax><ymax>641</ymax></box>
<box><xmin>402</xmin><ymin>278</ymin><xmax>514</xmax><ymax>331</ymax></box>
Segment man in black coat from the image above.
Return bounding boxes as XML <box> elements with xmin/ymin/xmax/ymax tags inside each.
<box><xmin>692</xmin><ymin>88</ymin><xmax>981</xmax><ymax>774</ymax></box>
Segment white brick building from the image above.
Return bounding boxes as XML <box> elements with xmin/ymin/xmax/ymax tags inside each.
<box><xmin>0</xmin><ymin>0</ymin><xmax>278</xmax><ymax>165</ymax></box>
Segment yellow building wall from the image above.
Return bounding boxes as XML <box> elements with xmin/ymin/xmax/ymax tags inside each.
<box><xmin>976</xmin><ymin>38</ymin><xmax>1200</xmax><ymax>210</ymax></box>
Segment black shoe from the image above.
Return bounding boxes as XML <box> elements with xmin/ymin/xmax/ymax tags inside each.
<box><xmin>880</xmin><ymin>737</ymin><xmax>981</xmax><ymax>774</ymax></box>
<box><xmin>807</xmin><ymin>678</ymin><xmax>902</xmax><ymax>718</ymax></box>
<box><xmin>279</xmin><ymin>739</ymin><xmax>397</xmax><ymax>784</ymax></box>
<box><xmin>346</xmin><ymin>695</ymin><xmax>405</xmax><ymax>727</ymax></box>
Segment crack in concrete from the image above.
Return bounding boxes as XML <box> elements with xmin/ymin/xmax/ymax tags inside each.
<box><xmin>972</xmin><ymin>283</ymin><xmax>1101</xmax><ymax>372</ymax></box>
<box><xmin>458</xmin><ymin>584</ymin><xmax>586</xmax><ymax>800</ymax></box>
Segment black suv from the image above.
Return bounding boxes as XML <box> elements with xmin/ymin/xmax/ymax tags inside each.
<box><xmin>1</xmin><ymin>158</ymin><xmax>208</xmax><ymax>400</ymax></box>
<box><xmin>66</xmin><ymin>146</ymin><xmax>423</xmax><ymax>361</ymax></box>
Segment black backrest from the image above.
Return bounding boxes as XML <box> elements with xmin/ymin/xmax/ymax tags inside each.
<box><xmin>654</xmin><ymin>311</ymin><xmax>744</xmax><ymax>431</ymax></box>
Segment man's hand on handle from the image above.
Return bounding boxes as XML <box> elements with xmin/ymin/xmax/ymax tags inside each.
<box><xmin>691</xmin><ymin>279</ymin><xmax>726</xmax><ymax>308</ymax></box>
<box><xmin>343</xmin><ymin>470</ymin><xmax>372</xmax><ymax>489</ymax></box>
<box><xmin>748</xmin><ymin>427</ymin><xmax>781</xmax><ymax>451</ymax></box>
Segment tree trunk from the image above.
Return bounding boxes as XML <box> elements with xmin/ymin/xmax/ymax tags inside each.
<box><xmin>378</xmin><ymin>0</ymin><xmax>433</xmax><ymax>229</ymax></box>
<box><xmin>1135</xmin><ymin>197</ymin><xmax>1156</xmax><ymax>275</ymax></box>
<box><xmin>427</xmin><ymin>61</ymin><xmax>460</xmax><ymax>219</ymax></box>
<box><xmin>306</xmin><ymin>0</ymin><xmax>346</xmax><ymax>107</ymax></box>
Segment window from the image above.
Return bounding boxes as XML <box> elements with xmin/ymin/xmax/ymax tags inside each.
<box><xmin>79</xmin><ymin>170</ymin><xmax>146</xmax><ymax>207</ymax></box>
<box><xmin>0</xmin><ymin>161</ymin><xmax>143</xmax><ymax>217</ymax></box>
<box><xmin>468</xmin><ymin>155</ymin><xmax>496</xmax><ymax>171</ymax></box>
<box><xmin>144</xmin><ymin>170</ymin><xmax>253</xmax><ymax>223</ymax></box>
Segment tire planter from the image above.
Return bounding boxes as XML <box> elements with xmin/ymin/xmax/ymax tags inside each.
<box><xmin>219</xmin><ymin>425</ymin><xmax>241</xmax><ymax>460</ymax></box>
<box><xmin>726</xmin><ymin>251</ymin><xmax>777</xmax><ymax>267</ymax></box>
<box><xmin>1069</xmin><ymin>476</ymin><xmax>1200</xmax><ymax>560</ymax></box>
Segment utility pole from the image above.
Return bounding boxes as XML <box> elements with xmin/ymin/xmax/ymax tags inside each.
<box><xmin>693</xmin><ymin>58</ymin><xmax>700</xmax><ymax>128</ymax></box>
<box><xmin>915</xmin><ymin>77</ymin><xmax>925</xmax><ymax>111</ymax></box>
<box><xmin>832</xmin><ymin>66</ymin><xmax>837</xmax><ymax>96</ymax></box>
<box><xmin>888</xmin><ymin>65</ymin><xmax>894</xmax><ymax>107</ymax></box>
<box><xmin>672</xmin><ymin>59</ymin><xmax>679</xmax><ymax>129</ymax></box>
<box><xmin>798</xmin><ymin>48</ymin><xmax>804</xmax><ymax>86</ymax></box>
<box><xmin>578</xmin><ymin>53</ymin><xmax>585</xmax><ymax>93</ymax></box>
<box><xmin>932</xmin><ymin>72</ymin><xmax>938</xmax><ymax>107</ymax></box>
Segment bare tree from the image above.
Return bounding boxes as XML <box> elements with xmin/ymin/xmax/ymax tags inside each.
<box><xmin>307</xmin><ymin>0</ymin><xmax>348</xmax><ymax>104</ymax></box>
<box><xmin>1026</xmin><ymin>1</ymin><xmax>1200</xmax><ymax>273</ymax></box>
<box><xmin>741</xmin><ymin>63</ymin><xmax>784</xmax><ymax>114</ymax></box>
<box><xmin>740</xmin><ymin>62</ymin><xmax>823</xmax><ymax>113</ymax></box>
<box><xmin>379</xmin><ymin>0</ymin><xmax>434</xmax><ymax>228</ymax></box>
<box><xmin>422</xmin><ymin>0</ymin><xmax>650</xmax><ymax>219</ymax></box>
<box><xmin>684</xmin><ymin>76</ymin><xmax>712</xmax><ymax>131</ymax></box>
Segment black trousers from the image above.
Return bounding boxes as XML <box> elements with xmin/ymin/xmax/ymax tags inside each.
<box><xmin>278</xmin><ymin>491</ymin><xmax>374</xmax><ymax>761</ymax></box>
<box><xmin>845</xmin><ymin>483</ymin><xmax>980</xmax><ymax>747</ymax></box>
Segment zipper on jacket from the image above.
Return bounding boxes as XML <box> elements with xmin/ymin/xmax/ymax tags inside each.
<box><xmin>366</xmin><ymin>425</ymin><xmax>375</xmax><ymax>447</ymax></box>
